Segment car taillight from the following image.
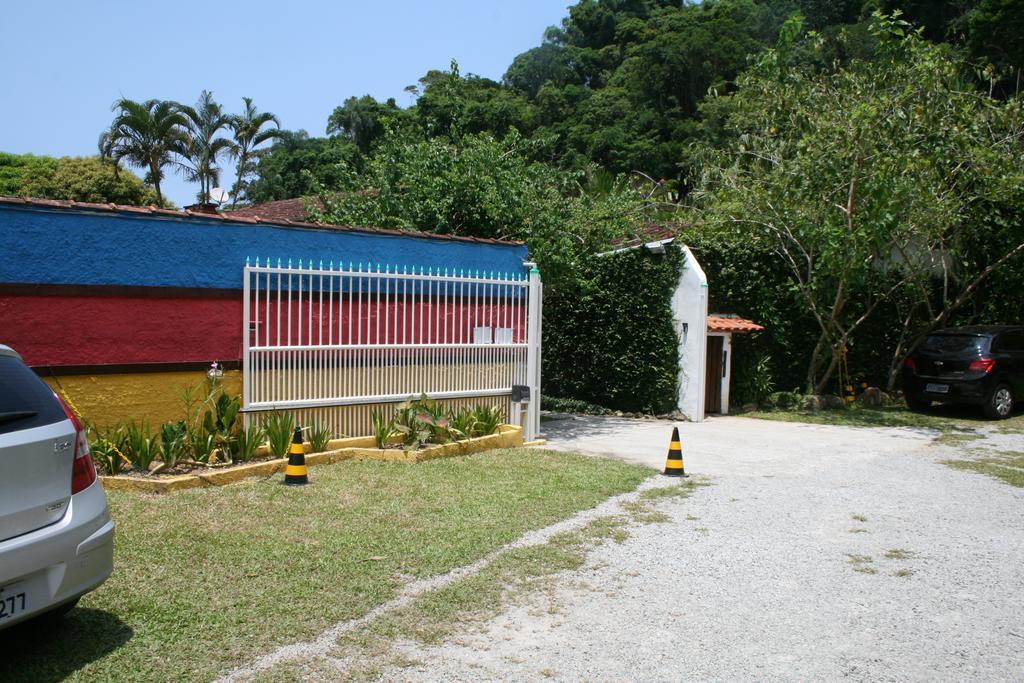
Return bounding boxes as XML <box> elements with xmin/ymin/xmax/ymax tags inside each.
<box><xmin>55</xmin><ymin>394</ymin><xmax>96</xmax><ymax>494</ymax></box>
<box><xmin>969</xmin><ymin>357</ymin><xmax>996</xmax><ymax>374</ymax></box>
<box><xmin>903</xmin><ymin>357</ymin><xmax>917</xmax><ymax>373</ymax></box>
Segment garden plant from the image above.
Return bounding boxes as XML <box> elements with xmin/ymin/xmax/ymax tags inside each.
<box><xmin>87</xmin><ymin>383</ymin><xmax>509</xmax><ymax>476</ymax></box>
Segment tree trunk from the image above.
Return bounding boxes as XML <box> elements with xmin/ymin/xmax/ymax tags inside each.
<box><xmin>805</xmin><ymin>329</ymin><xmax>829</xmax><ymax>394</ymax></box>
<box><xmin>230</xmin><ymin>153</ymin><xmax>246</xmax><ymax>205</ymax></box>
<box><xmin>151</xmin><ymin>162</ymin><xmax>163</xmax><ymax>207</ymax></box>
<box><xmin>814</xmin><ymin>349</ymin><xmax>840</xmax><ymax>396</ymax></box>
<box><xmin>886</xmin><ymin>307</ymin><xmax>917</xmax><ymax>391</ymax></box>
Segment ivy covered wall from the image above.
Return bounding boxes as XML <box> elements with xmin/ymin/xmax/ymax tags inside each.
<box><xmin>543</xmin><ymin>245</ymin><xmax>683</xmax><ymax>414</ymax></box>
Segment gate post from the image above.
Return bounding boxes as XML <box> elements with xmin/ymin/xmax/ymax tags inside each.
<box><xmin>525</xmin><ymin>263</ymin><xmax>542</xmax><ymax>441</ymax></box>
<box><xmin>241</xmin><ymin>260</ymin><xmax>251</xmax><ymax>430</ymax></box>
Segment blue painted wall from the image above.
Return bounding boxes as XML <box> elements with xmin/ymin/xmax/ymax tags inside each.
<box><xmin>0</xmin><ymin>205</ymin><xmax>530</xmax><ymax>289</ymax></box>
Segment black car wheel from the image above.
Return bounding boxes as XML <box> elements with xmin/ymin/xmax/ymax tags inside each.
<box><xmin>984</xmin><ymin>383</ymin><xmax>1015</xmax><ymax>420</ymax></box>
<box><xmin>906</xmin><ymin>394</ymin><xmax>931</xmax><ymax>413</ymax></box>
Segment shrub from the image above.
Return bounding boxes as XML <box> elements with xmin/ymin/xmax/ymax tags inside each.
<box><xmin>733</xmin><ymin>353</ymin><xmax>775</xmax><ymax>406</ymax></box>
<box><xmin>89</xmin><ymin>425</ymin><xmax>130</xmax><ymax>475</ymax></box>
<box><xmin>540</xmin><ymin>395</ymin><xmax>611</xmax><ymax>415</ymax></box>
<box><xmin>235</xmin><ymin>423</ymin><xmax>266</xmax><ymax>463</ymax></box>
<box><xmin>394</xmin><ymin>401</ymin><xmax>434</xmax><ymax>451</ymax></box>
<box><xmin>157</xmin><ymin>421</ymin><xmax>187</xmax><ymax>471</ymax></box>
<box><xmin>123</xmin><ymin>422</ymin><xmax>158</xmax><ymax>471</ymax></box>
<box><xmin>385</xmin><ymin>397</ymin><xmax>502</xmax><ymax>450</ymax></box>
<box><xmin>471</xmin><ymin>405</ymin><xmax>502</xmax><ymax>437</ymax></box>
<box><xmin>448</xmin><ymin>408</ymin><xmax>478</xmax><ymax>440</ymax></box>
<box><xmin>762</xmin><ymin>390</ymin><xmax>805</xmax><ymax>411</ymax></box>
<box><xmin>201</xmin><ymin>392</ymin><xmax>241</xmax><ymax>463</ymax></box>
<box><xmin>371</xmin><ymin>410</ymin><xmax>398</xmax><ymax>449</ymax></box>
<box><xmin>308</xmin><ymin>424</ymin><xmax>333</xmax><ymax>453</ymax></box>
<box><xmin>264</xmin><ymin>411</ymin><xmax>295</xmax><ymax>459</ymax></box>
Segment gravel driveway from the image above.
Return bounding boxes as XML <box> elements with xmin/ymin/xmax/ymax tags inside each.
<box><xmin>382</xmin><ymin>415</ymin><xmax>1024</xmax><ymax>681</ymax></box>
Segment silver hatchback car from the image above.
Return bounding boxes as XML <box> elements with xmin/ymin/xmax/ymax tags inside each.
<box><xmin>0</xmin><ymin>345</ymin><xmax>114</xmax><ymax>630</ymax></box>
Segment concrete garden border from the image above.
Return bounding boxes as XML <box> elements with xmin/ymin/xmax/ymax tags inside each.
<box><xmin>99</xmin><ymin>425</ymin><xmax>523</xmax><ymax>494</ymax></box>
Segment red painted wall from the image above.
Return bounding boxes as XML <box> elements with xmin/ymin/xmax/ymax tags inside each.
<box><xmin>0</xmin><ymin>293</ymin><xmax>243</xmax><ymax>367</ymax></box>
<box><xmin>0</xmin><ymin>291</ymin><xmax>526</xmax><ymax>367</ymax></box>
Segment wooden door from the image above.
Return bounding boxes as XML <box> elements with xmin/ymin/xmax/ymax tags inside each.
<box><xmin>705</xmin><ymin>336</ymin><xmax>724</xmax><ymax>414</ymax></box>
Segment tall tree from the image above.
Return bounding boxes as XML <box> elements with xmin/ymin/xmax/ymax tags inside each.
<box><xmin>503</xmin><ymin>42</ymin><xmax>578</xmax><ymax>99</ymax></box>
<box><xmin>326</xmin><ymin>95</ymin><xmax>406</xmax><ymax>154</ymax></box>
<box><xmin>500</xmin><ymin>0</ymin><xmax>796</xmax><ymax>183</ymax></box>
<box><xmin>245</xmin><ymin>131</ymin><xmax>362</xmax><ymax>203</ymax></box>
<box><xmin>228</xmin><ymin>97</ymin><xmax>282</xmax><ymax>205</ymax></box>
<box><xmin>179</xmin><ymin>90</ymin><xmax>234</xmax><ymax>204</ymax></box>
<box><xmin>310</xmin><ymin>130</ymin><xmax>646</xmax><ymax>284</ymax></box>
<box><xmin>694</xmin><ymin>13</ymin><xmax>1024</xmax><ymax>393</ymax></box>
<box><xmin>100</xmin><ymin>98</ymin><xmax>189</xmax><ymax>206</ymax></box>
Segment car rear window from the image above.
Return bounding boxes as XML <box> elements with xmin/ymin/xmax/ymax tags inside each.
<box><xmin>0</xmin><ymin>355</ymin><xmax>67</xmax><ymax>435</ymax></box>
<box><xmin>993</xmin><ymin>330</ymin><xmax>1024</xmax><ymax>352</ymax></box>
<box><xmin>921</xmin><ymin>334</ymin><xmax>988</xmax><ymax>355</ymax></box>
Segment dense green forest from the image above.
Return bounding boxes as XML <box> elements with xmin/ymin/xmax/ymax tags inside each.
<box><xmin>249</xmin><ymin>0</ymin><xmax>1021</xmax><ymax>204</ymax></box>
<box><xmin>10</xmin><ymin>0</ymin><xmax>1024</xmax><ymax>407</ymax></box>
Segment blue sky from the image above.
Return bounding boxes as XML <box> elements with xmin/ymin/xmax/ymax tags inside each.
<box><xmin>1</xmin><ymin>1</ymin><xmax>571</xmax><ymax>207</ymax></box>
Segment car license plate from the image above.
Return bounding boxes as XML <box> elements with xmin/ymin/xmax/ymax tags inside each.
<box><xmin>0</xmin><ymin>582</ymin><xmax>28</xmax><ymax>621</ymax></box>
<box><xmin>925</xmin><ymin>383</ymin><xmax>950</xmax><ymax>394</ymax></box>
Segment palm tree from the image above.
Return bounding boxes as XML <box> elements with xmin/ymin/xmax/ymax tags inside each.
<box><xmin>179</xmin><ymin>90</ymin><xmax>235</xmax><ymax>204</ymax></box>
<box><xmin>101</xmin><ymin>98</ymin><xmax>189</xmax><ymax>206</ymax></box>
<box><xmin>228</xmin><ymin>97</ymin><xmax>282</xmax><ymax>204</ymax></box>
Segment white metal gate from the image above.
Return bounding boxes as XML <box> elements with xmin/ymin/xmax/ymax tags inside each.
<box><xmin>242</xmin><ymin>259</ymin><xmax>541</xmax><ymax>440</ymax></box>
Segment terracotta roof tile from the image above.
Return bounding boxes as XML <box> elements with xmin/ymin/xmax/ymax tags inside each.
<box><xmin>117</xmin><ymin>204</ymin><xmax>151</xmax><ymax>214</ymax></box>
<box><xmin>707</xmin><ymin>315</ymin><xmax>764</xmax><ymax>333</ymax></box>
<box><xmin>609</xmin><ymin>223</ymin><xmax>680</xmax><ymax>248</ymax></box>
<box><xmin>0</xmin><ymin>195</ymin><xmax>524</xmax><ymax>246</ymax></box>
<box><xmin>227</xmin><ymin>197</ymin><xmax>322</xmax><ymax>223</ymax></box>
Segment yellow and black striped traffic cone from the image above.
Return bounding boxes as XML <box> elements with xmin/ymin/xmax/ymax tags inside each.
<box><xmin>284</xmin><ymin>427</ymin><xmax>309</xmax><ymax>486</ymax></box>
<box><xmin>662</xmin><ymin>426</ymin><xmax>687</xmax><ymax>477</ymax></box>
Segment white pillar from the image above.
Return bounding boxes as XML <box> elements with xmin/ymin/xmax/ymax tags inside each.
<box><xmin>671</xmin><ymin>246</ymin><xmax>709</xmax><ymax>422</ymax></box>
<box><xmin>525</xmin><ymin>264</ymin><xmax>542</xmax><ymax>441</ymax></box>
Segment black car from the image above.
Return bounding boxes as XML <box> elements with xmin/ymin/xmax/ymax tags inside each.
<box><xmin>902</xmin><ymin>325</ymin><xmax>1024</xmax><ymax>419</ymax></box>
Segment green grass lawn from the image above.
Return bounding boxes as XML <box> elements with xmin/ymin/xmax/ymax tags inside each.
<box><xmin>943</xmin><ymin>452</ymin><xmax>1024</xmax><ymax>488</ymax></box>
<box><xmin>0</xmin><ymin>449</ymin><xmax>650</xmax><ymax>682</ymax></box>
<box><xmin>741</xmin><ymin>403</ymin><xmax>1024</xmax><ymax>432</ymax></box>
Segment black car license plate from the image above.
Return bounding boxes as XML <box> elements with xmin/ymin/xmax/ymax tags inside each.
<box><xmin>0</xmin><ymin>583</ymin><xmax>27</xmax><ymax>621</ymax></box>
<box><xmin>925</xmin><ymin>383</ymin><xmax>950</xmax><ymax>394</ymax></box>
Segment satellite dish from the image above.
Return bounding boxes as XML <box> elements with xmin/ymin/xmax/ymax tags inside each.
<box><xmin>209</xmin><ymin>187</ymin><xmax>229</xmax><ymax>204</ymax></box>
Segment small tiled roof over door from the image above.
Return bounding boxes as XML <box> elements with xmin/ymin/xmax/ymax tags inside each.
<box><xmin>707</xmin><ymin>315</ymin><xmax>764</xmax><ymax>333</ymax></box>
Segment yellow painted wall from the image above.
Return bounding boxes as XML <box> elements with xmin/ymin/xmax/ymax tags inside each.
<box><xmin>42</xmin><ymin>364</ymin><xmax>514</xmax><ymax>438</ymax></box>
<box><xmin>44</xmin><ymin>370</ymin><xmax>242</xmax><ymax>430</ymax></box>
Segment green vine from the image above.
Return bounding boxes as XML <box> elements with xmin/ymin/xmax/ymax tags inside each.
<box><xmin>543</xmin><ymin>245</ymin><xmax>683</xmax><ymax>414</ymax></box>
